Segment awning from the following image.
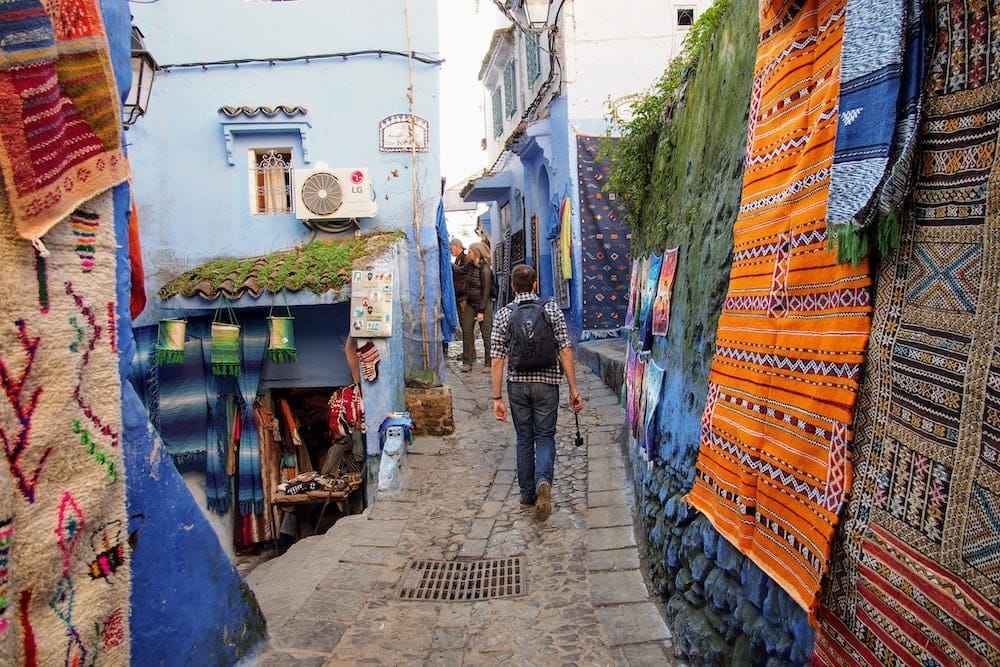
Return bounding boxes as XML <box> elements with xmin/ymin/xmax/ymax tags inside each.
<box><xmin>461</xmin><ymin>171</ymin><xmax>513</xmax><ymax>203</ymax></box>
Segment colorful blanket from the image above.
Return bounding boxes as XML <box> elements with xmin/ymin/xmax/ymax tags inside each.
<box><xmin>0</xmin><ymin>0</ymin><xmax>128</xmax><ymax>241</ymax></box>
<box><xmin>0</xmin><ymin>190</ymin><xmax>130</xmax><ymax>663</ymax></box>
<box><xmin>826</xmin><ymin>0</ymin><xmax>924</xmax><ymax>263</ymax></box>
<box><xmin>814</xmin><ymin>1</ymin><xmax>1000</xmax><ymax>663</ymax></box>
<box><xmin>576</xmin><ymin>135</ymin><xmax>631</xmax><ymax>330</ymax></box>
<box><xmin>687</xmin><ymin>0</ymin><xmax>873</xmax><ymax>620</ymax></box>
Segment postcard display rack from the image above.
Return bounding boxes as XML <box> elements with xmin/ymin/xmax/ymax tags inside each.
<box><xmin>350</xmin><ymin>268</ymin><xmax>394</xmax><ymax>337</ymax></box>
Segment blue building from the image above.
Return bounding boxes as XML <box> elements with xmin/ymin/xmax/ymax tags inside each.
<box><xmin>120</xmin><ymin>0</ymin><xmax>443</xmax><ymax>658</ymax></box>
<box><xmin>462</xmin><ymin>0</ymin><xmax>711</xmax><ymax>339</ymax></box>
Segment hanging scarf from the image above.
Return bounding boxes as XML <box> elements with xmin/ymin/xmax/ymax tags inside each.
<box><xmin>826</xmin><ymin>0</ymin><xmax>924</xmax><ymax>263</ymax></box>
<box><xmin>236</xmin><ymin>318</ymin><xmax>267</xmax><ymax>516</ymax></box>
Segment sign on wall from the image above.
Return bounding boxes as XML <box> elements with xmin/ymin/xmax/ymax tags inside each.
<box><xmin>350</xmin><ymin>268</ymin><xmax>394</xmax><ymax>337</ymax></box>
<box><xmin>379</xmin><ymin>114</ymin><xmax>429</xmax><ymax>152</ymax></box>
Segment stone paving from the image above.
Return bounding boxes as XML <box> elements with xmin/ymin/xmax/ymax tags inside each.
<box><xmin>245</xmin><ymin>344</ymin><xmax>674</xmax><ymax>666</ymax></box>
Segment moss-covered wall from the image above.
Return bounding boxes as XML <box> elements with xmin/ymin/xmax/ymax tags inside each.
<box><xmin>624</xmin><ymin>0</ymin><xmax>814</xmax><ymax>663</ymax></box>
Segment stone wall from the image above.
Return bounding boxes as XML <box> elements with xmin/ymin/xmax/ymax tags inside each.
<box><xmin>623</xmin><ymin>0</ymin><xmax>813</xmax><ymax>663</ymax></box>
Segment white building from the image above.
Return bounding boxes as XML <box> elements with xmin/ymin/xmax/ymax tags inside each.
<box><xmin>463</xmin><ymin>0</ymin><xmax>714</xmax><ymax>336</ymax></box>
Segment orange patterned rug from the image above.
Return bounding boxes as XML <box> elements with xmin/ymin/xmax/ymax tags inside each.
<box><xmin>686</xmin><ymin>0</ymin><xmax>872</xmax><ymax>620</ymax></box>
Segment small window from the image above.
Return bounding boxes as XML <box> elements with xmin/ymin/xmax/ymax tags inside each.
<box><xmin>252</xmin><ymin>148</ymin><xmax>292</xmax><ymax>214</ymax></box>
<box><xmin>677</xmin><ymin>7</ymin><xmax>695</xmax><ymax>27</ymax></box>
<box><xmin>503</xmin><ymin>61</ymin><xmax>517</xmax><ymax>119</ymax></box>
<box><xmin>491</xmin><ymin>88</ymin><xmax>503</xmax><ymax>138</ymax></box>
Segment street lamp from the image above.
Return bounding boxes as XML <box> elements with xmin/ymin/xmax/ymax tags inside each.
<box><xmin>523</xmin><ymin>0</ymin><xmax>551</xmax><ymax>29</ymax></box>
<box><xmin>123</xmin><ymin>26</ymin><xmax>157</xmax><ymax>129</ymax></box>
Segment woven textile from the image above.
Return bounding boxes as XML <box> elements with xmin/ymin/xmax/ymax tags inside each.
<box><xmin>0</xmin><ymin>190</ymin><xmax>130</xmax><ymax>663</ymax></box>
<box><xmin>0</xmin><ymin>0</ymin><xmax>128</xmax><ymax>241</ymax></box>
<box><xmin>827</xmin><ymin>0</ymin><xmax>925</xmax><ymax>262</ymax></box>
<box><xmin>576</xmin><ymin>135</ymin><xmax>631</xmax><ymax>330</ymax></box>
<box><xmin>814</xmin><ymin>1</ymin><xmax>1000</xmax><ymax>663</ymax></box>
<box><xmin>687</xmin><ymin>0</ymin><xmax>873</xmax><ymax>619</ymax></box>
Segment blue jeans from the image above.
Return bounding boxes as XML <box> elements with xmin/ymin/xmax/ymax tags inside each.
<box><xmin>507</xmin><ymin>381</ymin><xmax>559</xmax><ymax>500</ymax></box>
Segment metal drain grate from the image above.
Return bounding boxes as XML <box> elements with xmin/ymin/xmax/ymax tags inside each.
<box><xmin>397</xmin><ymin>557</ymin><xmax>525</xmax><ymax>601</ymax></box>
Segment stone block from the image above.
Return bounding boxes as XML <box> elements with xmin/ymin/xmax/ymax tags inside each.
<box><xmin>594</xmin><ymin>602</ymin><xmax>670</xmax><ymax>646</ymax></box>
<box><xmin>590</xmin><ymin>569</ymin><xmax>650</xmax><ymax>605</ymax></box>
<box><xmin>405</xmin><ymin>386</ymin><xmax>455</xmax><ymax>435</ymax></box>
<box><xmin>587</xmin><ymin>547</ymin><xmax>641</xmax><ymax>572</ymax></box>
<box><xmin>587</xmin><ymin>504</ymin><xmax>633</xmax><ymax>529</ymax></box>
<box><xmin>586</xmin><ymin>525</ymin><xmax>636</xmax><ymax>551</ymax></box>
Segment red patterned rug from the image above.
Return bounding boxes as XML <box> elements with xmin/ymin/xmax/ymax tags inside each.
<box><xmin>0</xmin><ymin>0</ymin><xmax>128</xmax><ymax>241</ymax></box>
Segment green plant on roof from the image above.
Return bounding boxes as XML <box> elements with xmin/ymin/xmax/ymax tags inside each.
<box><xmin>159</xmin><ymin>232</ymin><xmax>404</xmax><ymax>299</ymax></box>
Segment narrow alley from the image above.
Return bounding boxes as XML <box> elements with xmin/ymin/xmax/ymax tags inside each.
<box><xmin>245</xmin><ymin>343</ymin><xmax>674</xmax><ymax>665</ymax></box>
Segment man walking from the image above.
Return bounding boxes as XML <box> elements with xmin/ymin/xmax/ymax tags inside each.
<box><xmin>491</xmin><ymin>264</ymin><xmax>585</xmax><ymax>521</ymax></box>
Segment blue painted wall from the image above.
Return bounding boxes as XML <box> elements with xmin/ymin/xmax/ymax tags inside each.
<box><xmin>127</xmin><ymin>0</ymin><xmax>443</xmax><ymax>365</ymax></box>
<box><xmin>101</xmin><ymin>0</ymin><xmax>266</xmax><ymax>663</ymax></box>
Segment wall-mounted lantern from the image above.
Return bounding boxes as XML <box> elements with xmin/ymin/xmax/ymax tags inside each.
<box><xmin>523</xmin><ymin>0</ymin><xmax>551</xmax><ymax>29</ymax></box>
<box><xmin>123</xmin><ymin>26</ymin><xmax>157</xmax><ymax>129</ymax></box>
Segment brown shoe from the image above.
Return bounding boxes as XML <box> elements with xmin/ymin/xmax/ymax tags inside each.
<box><xmin>460</xmin><ymin>364</ymin><xmax>472</xmax><ymax>372</ymax></box>
<box><xmin>534</xmin><ymin>481</ymin><xmax>552</xmax><ymax>521</ymax></box>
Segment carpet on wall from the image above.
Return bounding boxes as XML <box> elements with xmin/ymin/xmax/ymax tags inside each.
<box><xmin>0</xmin><ymin>0</ymin><xmax>128</xmax><ymax>241</ymax></box>
<box><xmin>814</xmin><ymin>0</ymin><xmax>1000</xmax><ymax>662</ymax></box>
<box><xmin>576</xmin><ymin>135</ymin><xmax>631</xmax><ymax>331</ymax></box>
<box><xmin>686</xmin><ymin>0</ymin><xmax>873</xmax><ymax>620</ymax></box>
<box><xmin>0</xmin><ymin>189</ymin><xmax>130</xmax><ymax>664</ymax></box>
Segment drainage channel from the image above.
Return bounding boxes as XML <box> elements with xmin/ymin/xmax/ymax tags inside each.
<box><xmin>396</xmin><ymin>556</ymin><xmax>526</xmax><ymax>601</ymax></box>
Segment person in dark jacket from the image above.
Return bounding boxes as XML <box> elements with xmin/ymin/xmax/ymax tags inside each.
<box><xmin>458</xmin><ymin>244</ymin><xmax>483</xmax><ymax>371</ymax></box>
<box><xmin>449</xmin><ymin>238</ymin><xmax>469</xmax><ymax>359</ymax></box>
<box><xmin>468</xmin><ymin>241</ymin><xmax>495</xmax><ymax>372</ymax></box>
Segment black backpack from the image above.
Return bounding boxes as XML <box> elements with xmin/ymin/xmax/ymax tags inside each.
<box><xmin>507</xmin><ymin>299</ymin><xmax>559</xmax><ymax>372</ymax></box>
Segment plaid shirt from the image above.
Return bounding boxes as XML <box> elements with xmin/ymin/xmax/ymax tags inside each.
<box><xmin>491</xmin><ymin>293</ymin><xmax>571</xmax><ymax>385</ymax></box>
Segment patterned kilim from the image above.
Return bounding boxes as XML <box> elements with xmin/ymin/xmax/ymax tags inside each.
<box><xmin>814</xmin><ymin>1</ymin><xmax>1000</xmax><ymax>663</ymax></box>
<box><xmin>0</xmin><ymin>0</ymin><xmax>128</xmax><ymax>241</ymax></box>
<box><xmin>0</xmin><ymin>190</ymin><xmax>130</xmax><ymax>663</ymax></box>
<box><xmin>576</xmin><ymin>135</ymin><xmax>631</xmax><ymax>331</ymax></box>
<box><xmin>686</xmin><ymin>0</ymin><xmax>873</xmax><ymax>619</ymax></box>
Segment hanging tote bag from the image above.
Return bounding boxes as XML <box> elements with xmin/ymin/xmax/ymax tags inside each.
<box><xmin>266</xmin><ymin>296</ymin><xmax>297</xmax><ymax>364</ymax></box>
<box><xmin>155</xmin><ymin>318</ymin><xmax>187</xmax><ymax>364</ymax></box>
<box><xmin>211</xmin><ymin>300</ymin><xmax>241</xmax><ymax>376</ymax></box>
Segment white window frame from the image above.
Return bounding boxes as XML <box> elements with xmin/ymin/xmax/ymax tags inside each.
<box><xmin>248</xmin><ymin>147</ymin><xmax>293</xmax><ymax>215</ymax></box>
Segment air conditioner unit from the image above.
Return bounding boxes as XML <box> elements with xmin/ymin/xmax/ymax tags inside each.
<box><xmin>292</xmin><ymin>167</ymin><xmax>378</xmax><ymax>220</ymax></box>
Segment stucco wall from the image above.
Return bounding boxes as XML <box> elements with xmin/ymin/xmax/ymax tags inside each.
<box><xmin>101</xmin><ymin>1</ymin><xmax>266</xmax><ymax>663</ymax></box>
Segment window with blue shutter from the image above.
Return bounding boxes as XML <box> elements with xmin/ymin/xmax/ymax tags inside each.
<box><xmin>525</xmin><ymin>32</ymin><xmax>540</xmax><ymax>84</ymax></box>
<box><xmin>503</xmin><ymin>61</ymin><xmax>516</xmax><ymax>118</ymax></box>
<box><xmin>491</xmin><ymin>87</ymin><xmax>503</xmax><ymax>138</ymax></box>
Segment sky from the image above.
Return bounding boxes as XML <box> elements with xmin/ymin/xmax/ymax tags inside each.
<box><xmin>437</xmin><ymin>0</ymin><xmax>503</xmax><ymax>189</ymax></box>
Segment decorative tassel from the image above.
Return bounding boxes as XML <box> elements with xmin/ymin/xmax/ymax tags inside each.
<box><xmin>267</xmin><ymin>349</ymin><xmax>298</xmax><ymax>364</ymax></box>
<box><xmin>211</xmin><ymin>363</ymin><xmax>241</xmax><ymax>376</ymax></box>
<box><xmin>875</xmin><ymin>211</ymin><xmax>901</xmax><ymax>257</ymax></box>
<box><xmin>155</xmin><ymin>348</ymin><xmax>186</xmax><ymax>365</ymax></box>
<box><xmin>829</xmin><ymin>222</ymin><xmax>869</xmax><ymax>266</ymax></box>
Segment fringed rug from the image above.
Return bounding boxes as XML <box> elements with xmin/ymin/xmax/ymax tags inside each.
<box><xmin>686</xmin><ymin>0</ymin><xmax>873</xmax><ymax>620</ymax></box>
<box><xmin>0</xmin><ymin>0</ymin><xmax>128</xmax><ymax>241</ymax></box>
<box><xmin>576</xmin><ymin>135</ymin><xmax>631</xmax><ymax>331</ymax></box>
<box><xmin>814</xmin><ymin>1</ymin><xmax>1000</xmax><ymax>663</ymax></box>
<box><xmin>0</xmin><ymin>189</ymin><xmax>130</xmax><ymax>664</ymax></box>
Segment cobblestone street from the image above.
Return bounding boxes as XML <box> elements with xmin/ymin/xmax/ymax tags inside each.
<box><xmin>246</xmin><ymin>344</ymin><xmax>674</xmax><ymax>665</ymax></box>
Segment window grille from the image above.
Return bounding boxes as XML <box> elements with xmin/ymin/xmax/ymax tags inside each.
<box><xmin>511</xmin><ymin>229</ymin><xmax>525</xmax><ymax>265</ymax></box>
<box><xmin>491</xmin><ymin>88</ymin><xmax>503</xmax><ymax>138</ymax></box>
<box><xmin>253</xmin><ymin>149</ymin><xmax>292</xmax><ymax>214</ymax></box>
<box><xmin>525</xmin><ymin>32</ymin><xmax>540</xmax><ymax>83</ymax></box>
<box><xmin>503</xmin><ymin>61</ymin><xmax>517</xmax><ymax>118</ymax></box>
<box><xmin>677</xmin><ymin>7</ymin><xmax>695</xmax><ymax>26</ymax></box>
